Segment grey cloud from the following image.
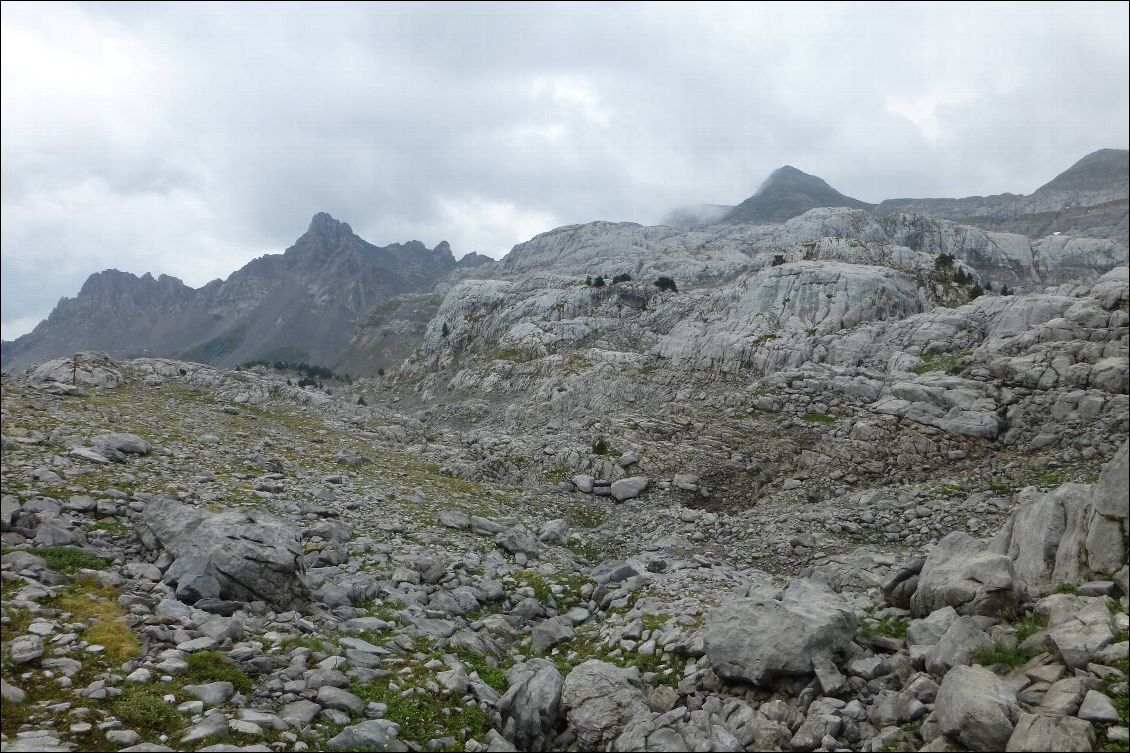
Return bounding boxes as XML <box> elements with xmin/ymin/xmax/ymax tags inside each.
<box><xmin>2</xmin><ymin>2</ymin><xmax>1127</xmax><ymax>337</ymax></box>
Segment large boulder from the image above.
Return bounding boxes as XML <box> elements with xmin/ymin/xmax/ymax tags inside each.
<box><xmin>994</xmin><ymin>441</ymin><xmax>1129</xmax><ymax>591</ymax></box>
<box><xmin>610</xmin><ymin>477</ymin><xmax>649</xmax><ymax>502</ymax></box>
<box><xmin>703</xmin><ymin>578</ymin><xmax>857</xmax><ymax>686</ymax></box>
<box><xmin>497</xmin><ymin>659</ymin><xmax>564</xmax><ymax>751</ymax></box>
<box><xmin>140</xmin><ymin>498</ymin><xmax>309</xmax><ymax>609</ymax></box>
<box><xmin>28</xmin><ymin>351</ymin><xmax>123</xmax><ymax>388</ymax></box>
<box><xmin>932</xmin><ymin>665</ymin><xmax>1021</xmax><ymax>751</ymax></box>
<box><xmin>561</xmin><ymin>660</ymin><xmax>650</xmax><ymax>750</ymax></box>
<box><xmin>910</xmin><ymin>531</ymin><xmax>1021</xmax><ymax>618</ymax></box>
<box><xmin>92</xmin><ymin>433</ymin><xmax>151</xmax><ymax>455</ymax></box>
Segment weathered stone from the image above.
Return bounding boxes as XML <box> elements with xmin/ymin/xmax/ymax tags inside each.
<box><xmin>704</xmin><ymin>579</ymin><xmax>857</xmax><ymax>686</ymax></box>
<box><xmin>497</xmin><ymin>659</ymin><xmax>564</xmax><ymax>751</ymax></box>
<box><xmin>140</xmin><ymin>498</ymin><xmax>308</xmax><ymax>609</ymax></box>
<box><xmin>326</xmin><ymin>719</ymin><xmax>399</xmax><ymax>750</ymax></box>
<box><xmin>610</xmin><ymin>477</ymin><xmax>649</xmax><ymax>501</ymax></box>
<box><xmin>911</xmin><ymin>531</ymin><xmax>1021</xmax><ymax>618</ymax></box>
<box><xmin>933</xmin><ymin>665</ymin><xmax>1021</xmax><ymax>751</ymax></box>
<box><xmin>561</xmin><ymin>660</ymin><xmax>649</xmax><ymax>750</ymax></box>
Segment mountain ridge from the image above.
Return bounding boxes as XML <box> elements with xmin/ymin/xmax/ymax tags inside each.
<box><xmin>4</xmin><ymin>149</ymin><xmax>1126</xmax><ymax>376</ymax></box>
<box><xmin>1</xmin><ymin>213</ymin><xmax>457</xmax><ymax>374</ymax></box>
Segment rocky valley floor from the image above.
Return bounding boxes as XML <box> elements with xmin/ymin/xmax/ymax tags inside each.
<box><xmin>1</xmin><ymin>345</ymin><xmax>1127</xmax><ymax>753</ymax></box>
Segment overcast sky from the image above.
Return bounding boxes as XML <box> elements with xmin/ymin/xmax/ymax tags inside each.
<box><xmin>2</xmin><ymin>2</ymin><xmax>1128</xmax><ymax>339</ymax></box>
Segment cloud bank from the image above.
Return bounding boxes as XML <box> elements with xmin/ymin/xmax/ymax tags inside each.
<box><xmin>2</xmin><ymin>2</ymin><xmax>1127</xmax><ymax>338</ymax></box>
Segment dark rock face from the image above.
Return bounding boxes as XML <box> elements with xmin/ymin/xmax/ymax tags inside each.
<box><xmin>1</xmin><ymin>212</ymin><xmax>456</xmax><ymax>374</ymax></box>
<box><xmin>722</xmin><ymin>165</ymin><xmax>874</xmax><ymax>224</ymax></box>
<box><xmin>876</xmin><ymin>149</ymin><xmax>1130</xmax><ymax>243</ymax></box>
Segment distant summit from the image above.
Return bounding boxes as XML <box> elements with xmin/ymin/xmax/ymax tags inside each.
<box><xmin>1029</xmin><ymin>149</ymin><xmax>1129</xmax><ymax>207</ymax></box>
<box><xmin>876</xmin><ymin>149</ymin><xmax>1128</xmax><ymax>243</ymax></box>
<box><xmin>722</xmin><ymin>165</ymin><xmax>873</xmax><ymax>224</ymax></box>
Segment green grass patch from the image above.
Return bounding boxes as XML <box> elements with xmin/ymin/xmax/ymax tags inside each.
<box><xmin>988</xmin><ymin>480</ymin><xmax>1018</xmax><ymax>496</ymax></box>
<box><xmin>975</xmin><ymin>645</ymin><xmax>1028</xmax><ymax>669</ymax></box>
<box><xmin>546</xmin><ymin>468</ymin><xmax>572</xmax><ymax>484</ymax></box>
<box><xmin>278</xmin><ymin>634</ymin><xmax>334</xmax><ymax>652</ymax></box>
<box><xmin>30</xmin><ymin>546</ymin><xmax>112</xmax><ymax>574</ymax></box>
<box><xmin>909</xmin><ymin>352</ymin><xmax>964</xmax><ymax>376</ymax></box>
<box><xmin>1053</xmin><ymin>583</ymin><xmax>1079</xmax><ymax>595</ymax></box>
<box><xmin>566</xmin><ymin>538</ymin><xmax>604</xmax><ymax>563</ymax></box>
<box><xmin>56</xmin><ymin>578</ymin><xmax>140</xmax><ymax>662</ymax></box>
<box><xmin>111</xmin><ymin>686</ymin><xmax>185</xmax><ymax>735</ymax></box>
<box><xmin>860</xmin><ymin>616</ymin><xmax>909</xmax><ymax>639</ymax></box>
<box><xmin>349</xmin><ymin>678</ymin><xmax>491</xmax><ymax>750</ymax></box>
<box><xmin>490</xmin><ymin>347</ymin><xmax>530</xmax><ymax>363</ymax></box>
<box><xmin>455</xmin><ymin>649</ymin><xmax>510</xmax><ymax>693</ymax></box>
<box><xmin>513</xmin><ymin>571</ymin><xmax>553</xmax><ymax>604</ymax></box>
<box><xmin>184</xmin><ymin>651</ymin><xmax>252</xmax><ymax>694</ymax></box>
<box><xmin>564</xmin><ymin>503</ymin><xmax>608</xmax><ymax>530</ymax></box>
<box><xmin>1</xmin><ymin>606</ymin><xmax>35</xmax><ymax>642</ymax></box>
<box><xmin>85</xmin><ymin>518</ymin><xmax>130</xmax><ymax>535</ymax></box>
<box><xmin>1032</xmin><ymin>468</ymin><xmax>1066</xmax><ymax>487</ymax></box>
<box><xmin>1015</xmin><ymin>615</ymin><xmax>1045</xmax><ymax>642</ymax></box>
<box><xmin>550</xmin><ymin>628</ymin><xmax>687</xmax><ymax>689</ymax></box>
<box><xmin>801</xmin><ymin>412</ymin><xmax>837</xmax><ymax>426</ymax></box>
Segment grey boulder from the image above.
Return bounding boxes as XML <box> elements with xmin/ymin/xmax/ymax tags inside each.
<box><xmin>140</xmin><ymin>498</ymin><xmax>308</xmax><ymax>609</ymax></box>
<box><xmin>497</xmin><ymin>659</ymin><xmax>564</xmax><ymax>751</ymax></box>
<box><xmin>910</xmin><ymin>531</ymin><xmax>1021</xmax><ymax>618</ymax></box>
<box><xmin>610</xmin><ymin>476</ymin><xmax>649</xmax><ymax>501</ymax></box>
<box><xmin>933</xmin><ymin>664</ymin><xmax>1020</xmax><ymax>751</ymax></box>
<box><xmin>562</xmin><ymin>659</ymin><xmax>650</xmax><ymax>751</ymax></box>
<box><xmin>326</xmin><ymin>719</ymin><xmax>403</xmax><ymax>751</ymax></box>
<box><xmin>703</xmin><ymin>579</ymin><xmax>857</xmax><ymax>686</ymax></box>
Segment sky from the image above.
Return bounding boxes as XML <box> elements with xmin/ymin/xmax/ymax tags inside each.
<box><xmin>2</xmin><ymin>2</ymin><xmax>1128</xmax><ymax>340</ymax></box>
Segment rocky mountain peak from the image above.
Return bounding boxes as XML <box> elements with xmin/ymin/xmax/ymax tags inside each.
<box><xmin>723</xmin><ymin>165</ymin><xmax>873</xmax><ymax>224</ymax></box>
<box><xmin>759</xmin><ymin>164</ymin><xmax>819</xmax><ymax>189</ymax></box>
<box><xmin>306</xmin><ymin>211</ymin><xmax>353</xmax><ymax>238</ymax></box>
<box><xmin>1032</xmin><ymin>148</ymin><xmax>1129</xmax><ymax>199</ymax></box>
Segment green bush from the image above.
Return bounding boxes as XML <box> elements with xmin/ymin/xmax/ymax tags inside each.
<box><xmin>112</xmin><ymin>687</ymin><xmax>184</xmax><ymax>734</ymax></box>
<box><xmin>184</xmin><ymin>651</ymin><xmax>252</xmax><ymax>694</ymax></box>
<box><xmin>654</xmin><ymin>276</ymin><xmax>677</xmax><ymax>292</ymax></box>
